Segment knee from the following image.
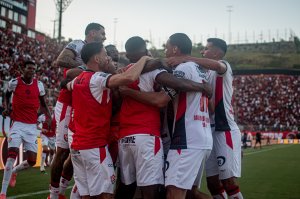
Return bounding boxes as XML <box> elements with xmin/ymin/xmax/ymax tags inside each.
<box><xmin>221</xmin><ymin>178</ymin><xmax>240</xmax><ymax>195</ymax></box>
<box><xmin>8</xmin><ymin>149</ymin><xmax>19</xmax><ymax>159</ymax></box>
<box><xmin>27</xmin><ymin>159</ymin><xmax>36</xmax><ymax>166</ymax></box>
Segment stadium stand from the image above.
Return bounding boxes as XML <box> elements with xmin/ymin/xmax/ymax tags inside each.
<box><xmin>0</xmin><ymin>28</ymin><xmax>299</xmax><ymax>132</ymax></box>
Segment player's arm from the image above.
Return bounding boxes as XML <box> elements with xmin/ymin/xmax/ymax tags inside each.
<box><xmin>60</xmin><ymin>66</ymin><xmax>85</xmax><ymax>89</ymax></box>
<box><xmin>119</xmin><ymin>86</ymin><xmax>170</xmax><ymax>108</ymax></box>
<box><xmin>56</xmin><ymin>48</ymin><xmax>81</xmax><ymax>68</ymax></box>
<box><xmin>208</xmin><ymin>99</ymin><xmax>214</xmax><ymax>113</ymax></box>
<box><xmin>166</xmin><ymin>56</ymin><xmax>227</xmax><ymax>74</ymax></box>
<box><xmin>106</xmin><ymin>56</ymin><xmax>151</xmax><ymax>88</ymax></box>
<box><xmin>155</xmin><ymin>72</ymin><xmax>212</xmax><ymax>98</ymax></box>
<box><xmin>2</xmin><ymin>90</ymin><xmax>12</xmax><ymax>118</ymax></box>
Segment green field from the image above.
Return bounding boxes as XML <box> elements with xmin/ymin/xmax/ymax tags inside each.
<box><xmin>1</xmin><ymin>144</ymin><xmax>299</xmax><ymax>199</ymax></box>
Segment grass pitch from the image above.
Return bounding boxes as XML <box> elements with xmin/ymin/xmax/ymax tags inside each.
<box><xmin>0</xmin><ymin>144</ymin><xmax>299</xmax><ymax>199</ymax></box>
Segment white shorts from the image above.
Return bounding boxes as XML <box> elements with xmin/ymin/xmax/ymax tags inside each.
<box><xmin>165</xmin><ymin>148</ymin><xmax>211</xmax><ymax>190</ymax></box>
<box><xmin>8</xmin><ymin>121</ymin><xmax>38</xmax><ymax>153</ymax></box>
<box><xmin>67</xmin><ymin>128</ymin><xmax>74</xmax><ymax>148</ymax></box>
<box><xmin>118</xmin><ymin>134</ymin><xmax>164</xmax><ymax>186</ymax></box>
<box><xmin>70</xmin><ymin>146</ymin><xmax>115</xmax><ymax>196</ymax></box>
<box><xmin>205</xmin><ymin>129</ymin><xmax>242</xmax><ymax>179</ymax></box>
<box><xmin>55</xmin><ymin>101</ymin><xmax>71</xmax><ymax>149</ymax></box>
<box><xmin>41</xmin><ymin>134</ymin><xmax>56</xmax><ymax>150</ymax></box>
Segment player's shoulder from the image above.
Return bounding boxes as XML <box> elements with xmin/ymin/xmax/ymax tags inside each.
<box><xmin>65</xmin><ymin>40</ymin><xmax>85</xmax><ymax>50</ymax></box>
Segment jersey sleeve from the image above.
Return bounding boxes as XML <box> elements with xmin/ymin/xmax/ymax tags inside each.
<box><xmin>37</xmin><ymin>114</ymin><xmax>46</xmax><ymax>123</ymax></box>
<box><xmin>7</xmin><ymin>78</ymin><xmax>18</xmax><ymax>92</ymax></box>
<box><xmin>89</xmin><ymin>72</ymin><xmax>112</xmax><ymax>103</ymax></box>
<box><xmin>173</xmin><ymin>62</ymin><xmax>193</xmax><ymax>80</ymax></box>
<box><xmin>38</xmin><ymin>81</ymin><xmax>46</xmax><ymax>96</ymax></box>
<box><xmin>65</xmin><ymin>40</ymin><xmax>84</xmax><ymax>56</ymax></box>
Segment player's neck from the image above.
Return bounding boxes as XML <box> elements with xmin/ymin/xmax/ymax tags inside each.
<box><xmin>21</xmin><ymin>76</ymin><xmax>33</xmax><ymax>84</ymax></box>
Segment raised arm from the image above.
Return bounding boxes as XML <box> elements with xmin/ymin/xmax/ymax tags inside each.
<box><xmin>56</xmin><ymin>49</ymin><xmax>81</xmax><ymax>69</ymax></box>
<box><xmin>166</xmin><ymin>56</ymin><xmax>226</xmax><ymax>74</ymax></box>
<box><xmin>155</xmin><ymin>72</ymin><xmax>212</xmax><ymax>98</ymax></box>
<box><xmin>107</xmin><ymin>56</ymin><xmax>150</xmax><ymax>88</ymax></box>
<box><xmin>119</xmin><ymin>86</ymin><xmax>170</xmax><ymax>108</ymax></box>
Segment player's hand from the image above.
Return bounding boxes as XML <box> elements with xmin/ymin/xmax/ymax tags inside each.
<box><xmin>202</xmin><ymin>83</ymin><xmax>212</xmax><ymax>99</ymax></box>
<box><xmin>166</xmin><ymin>56</ymin><xmax>188</xmax><ymax>67</ymax></box>
<box><xmin>118</xmin><ymin>86</ymin><xmax>133</xmax><ymax>96</ymax></box>
<box><xmin>2</xmin><ymin>108</ymin><xmax>11</xmax><ymax>118</ymax></box>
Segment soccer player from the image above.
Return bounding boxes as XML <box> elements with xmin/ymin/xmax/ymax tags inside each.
<box><xmin>166</xmin><ymin>38</ymin><xmax>244</xmax><ymax>199</ymax></box>
<box><xmin>0</xmin><ymin>61</ymin><xmax>51</xmax><ymax>199</ymax></box>
<box><xmin>49</xmin><ymin>23</ymin><xmax>106</xmax><ymax>199</ymax></box>
<box><xmin>66</xmin><ymin>41</ymin><xmax>152</xmax><ymax>198</ymax></box>
<box><xmin>116</xmin><ymin>35</ymin><xmax>212</xmax><ymax>199</ymax></box>
<box><xmin>37</xmin><ymin>107</ymin><xmax>56</xmax><ymax>173</ymax></box>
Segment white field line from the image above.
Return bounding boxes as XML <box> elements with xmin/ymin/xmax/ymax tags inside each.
<box><xmin>243</xmin><ymin>144</ymin><xmax>294</xmax><ymax>156</ymax></box>
<box><xmin>7</xmin><ymin>186</ymin><xmax>72</xmax><ymax>199</ymax></box>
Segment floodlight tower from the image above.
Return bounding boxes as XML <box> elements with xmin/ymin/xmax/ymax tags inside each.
<box><xmin>227</xmin><ymin>5</ymin><xmax>233</xmax><ymax>44</ymax></box>
<box><xmin>55</xmin><ymin>0</ymin><xmax>73</xmax><ymax>43</ymax></box>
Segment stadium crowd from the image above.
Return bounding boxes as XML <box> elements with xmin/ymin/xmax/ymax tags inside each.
<box><xmin>0</xmin><ymin>27</ymin><xmax>299</xmax><ymax>132</ymax></box>
<box><xmin>233</xmin><ymin>74</ymin><xmax>300</xmax><ymax>131</ymax></box>
<box><xmin>0</xmin><ymin>27</ymin><xmax>66</xmax><ymax>106</ymax></box>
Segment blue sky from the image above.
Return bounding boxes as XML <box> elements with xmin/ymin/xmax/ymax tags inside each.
<box><xmin>36</xmin><ymin>0</ymin><xmax>300</xmax><ymax>50</ymax></box>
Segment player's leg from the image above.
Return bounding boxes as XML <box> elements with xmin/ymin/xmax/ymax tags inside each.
<box><xmin>1</xmin><ymin>147</ymin><xmax>19</xmax><ymax>195</ymax></box>
<box><xmin>166</xmin><ymin>185</ymin><xmax>187</xmax><ymax>199</ymax></box>
<box><xmin>41</xmin><ymin>135</ymin><xmax>49</xmax><ymax>173</ymax></box>
<box><xmin>59</xmin><ymin>154</ymin><xmax>73</xmax><ymax>196</ymax></box>
<box><xmin>49</xmin><ymin>103</ymin><xmax>71</xmax><ymax>199</ymax></box>
<box><xmin>205</xmin><ymin>133</ymin><xmax>227</xmax><ymax>199</ymax></box>
<box><xmin>188</xmin><ymin>150</ymin><xmax>212</xmax><ymax>199</ymax></box>
<box><xmin>136</xmin><ymin>135</ymin><xmax>164</xmax><ymax>199</ymax></box>
<box><xmin>216</xmin><ymin>130</ymin><xmax>243</xmax><ymax>199</ymax></box>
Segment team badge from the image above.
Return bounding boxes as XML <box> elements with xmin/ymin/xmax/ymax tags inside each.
<box><xmin>217</xmin><ymin>156</ymin><xmax>226</xmax><ymax>166</ymax></box>
<box><xmin>110</xmin><ymin>174</ymin><xmax>116</xmax><ymax>184</ymax></box>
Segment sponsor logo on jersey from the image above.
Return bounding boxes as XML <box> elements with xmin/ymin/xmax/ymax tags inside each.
<box><xmin>121</xmin><ymin>136</ymin><xmax>135</xmax><ymax>143</ymax></box>
<box><xmin>217</xmin><ymin>156</ymin><xmax>226</xmax><ymax>166</ymax></box>
<box><xmin>173</xmin><ymin>70</ymin><xmax>185</xmax><ymax>78</ymax></box>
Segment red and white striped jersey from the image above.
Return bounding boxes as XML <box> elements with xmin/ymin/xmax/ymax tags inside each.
<box><xmin>171</xmin><ymin>62</ymin><xmax>212</xmax><ymax>150</ymax></box>
<box><xmin>207</xmin><ymin>60</ymin><xmax>239</xmax><ymax>131</ymax></box>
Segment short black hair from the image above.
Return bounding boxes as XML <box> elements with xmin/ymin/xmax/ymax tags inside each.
<box><xmin>169</xmin><ymin>33</ymin><xmax>192</xmax><ymax>55</ymax></box>
<box><xmin>125</xmin><ymin>36</ymin><xmax>147</xmax><ymax>53</ymax></box>
<box><xmin>207</xmin><ymin>38</ymin><xmax>227</xmax><ymax>54</ymax></box>
<box><xmin>105</xmin><ymin>44</ymin><xmax>116</xmax><ymax>49</ymax></box>
<box><xmin>85</xmin><ymin>23</ymin><xmax>104</xmax><ymax>36</ymax></box>
<box><xmin>24</xmin><ymin>60</ymin><xmax>36</xmax><ymax>66</ymax></box>
<box><xmin>81</xmin><ymin>42</ymin><xmax>104</xmax><ymax>64</ymax></box>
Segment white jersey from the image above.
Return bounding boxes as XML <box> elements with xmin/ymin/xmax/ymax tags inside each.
<box><xmin>207</xmin><ymin>60</ymin><xmax>239</xmax><ymax>131</ymax></box>
<box><xmin>138</xmin><ymin>69</ymin><xmax>166</xmax><ymax>92</ymax></box>
<box><xmin>65</xmin><ymin>40</ymin><xmax>86</xmax><ymax>65</ymax></box>
<box><xmin>171</xmin><ymin>62</ymin><xmax>212</xmax><ymax>150</ymax></box>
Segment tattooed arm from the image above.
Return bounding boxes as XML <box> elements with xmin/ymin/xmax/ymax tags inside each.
<box><xmin>56</xmin><ymin>48</ymin><xmax>81</xmax><ymax>68</ymax></box>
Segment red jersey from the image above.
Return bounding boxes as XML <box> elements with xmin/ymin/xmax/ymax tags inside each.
<box><xmin>119</xmin><ymin>65</ymin><xmax>165</xmax><ymax>139</ymax></box>
<box><xmin>9</xmin><ymin>77</ymin><xmax>43</xmax><ymax>124</ymax></box>
<box><xmin>71</xmin><ymin>71</ymin><xmax>112</xmax><ymax>150</ymax></box>
<box><xmin>57</xmin><ymin>69</ymin><xmax>72</xmax><ymax>105</ymax></box>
